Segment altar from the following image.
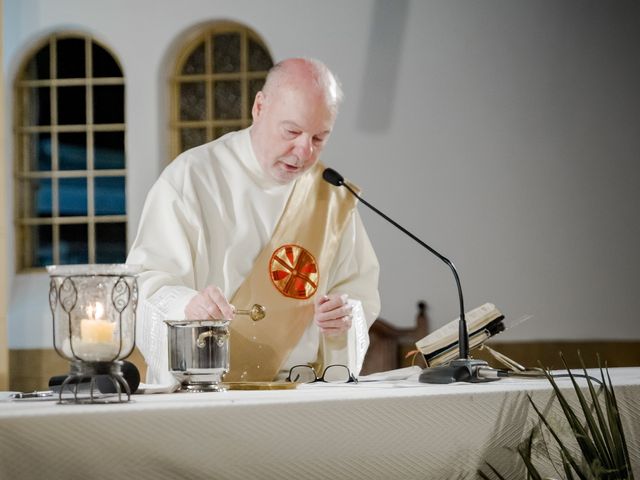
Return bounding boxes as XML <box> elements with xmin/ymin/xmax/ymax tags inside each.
<box><xmin>1</xmin><ymin>368</ymin><xmax>639</xmax><ymax>479</ymax></box>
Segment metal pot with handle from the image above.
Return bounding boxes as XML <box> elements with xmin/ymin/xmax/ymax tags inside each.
<box><xmin>164</xmin><ymin>319</ymin><xmax>230</xmax><ymax>392</ymax></box>
<box><xmin>164</xmin><ymin>304</ymin><xmax>265</xmax><ymax>392</ymax></box>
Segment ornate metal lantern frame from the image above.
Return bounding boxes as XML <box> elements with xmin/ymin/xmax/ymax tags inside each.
<box><xmin>47</xmin><ymin>264</ymin><xmax>140</xmax><ymax>404</ymax></box>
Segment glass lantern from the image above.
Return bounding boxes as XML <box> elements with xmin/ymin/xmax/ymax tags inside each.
<box><xmin>47</xmin><ymin>264</ymin><xmax>141</xmax><ymax>403</ymax></box>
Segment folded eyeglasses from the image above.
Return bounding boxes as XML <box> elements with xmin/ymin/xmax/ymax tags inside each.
<box><xmin>286</xmin><ymin>364</ymin><xmax>358</xmax><ymax>384</ymax></box>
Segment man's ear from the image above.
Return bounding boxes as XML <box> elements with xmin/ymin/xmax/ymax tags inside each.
<box><xmin>251</xmin><ymin>91</ymin><xmax>266</xmax><ymax>121</ymax></box>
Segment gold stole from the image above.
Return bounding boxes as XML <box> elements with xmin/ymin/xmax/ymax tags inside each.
<box><xmin>226</xmin><ymin>162</ymin><xmax>358</xmax><ymax>381</ymax></box>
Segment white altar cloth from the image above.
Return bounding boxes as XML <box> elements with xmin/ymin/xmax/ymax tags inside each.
<box><xmin>1</xmin><ymin>368</ymin><xmax>639</xmax><ymax>479</ymax></box>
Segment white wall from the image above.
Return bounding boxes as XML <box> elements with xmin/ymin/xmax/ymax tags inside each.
<box><xmin>3</xmin><ymin>0</ymin><xmax>640</xmax><ymax>349</ymax></box>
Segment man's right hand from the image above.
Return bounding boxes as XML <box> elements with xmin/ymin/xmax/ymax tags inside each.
<box><xmin>184</xmin><ymin>286</ymin><xmax>235</xmax><ymax>320</ymax></box>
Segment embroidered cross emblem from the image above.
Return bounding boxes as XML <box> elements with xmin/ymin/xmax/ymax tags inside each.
<box><xmin>269</xmin><ymin>244</ymin><xmax>318</xmax><ymax>299</ymax></box>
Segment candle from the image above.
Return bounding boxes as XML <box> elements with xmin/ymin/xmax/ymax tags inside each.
<box><xmin>73</xmin><ymin>302</ymin><xmax>119</xmax><ymax>362</ymax></box>
<box><xmin>80</xmin><ymin>319</ymin><xmax>114</xmax><ymax>343</ymax></box>
<box><xmin>80</xmin><ymin>302</ymin><xmax>115</xmax><ymax>343</ymax></box>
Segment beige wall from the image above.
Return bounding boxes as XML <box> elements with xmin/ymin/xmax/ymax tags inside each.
<box><xmin>0</xmin><ymin>0</ymin><xmax>9</xmax><ymax>391</ymax></box>
<box><xmin>3</xmin><ymin>1</ymin><xmax>640</xmax><ymax>355</ymax></box>
<box><xmin>10</xmin><ymin>348</ymin><xmax>147</xmax><ymax>392</ymax></box>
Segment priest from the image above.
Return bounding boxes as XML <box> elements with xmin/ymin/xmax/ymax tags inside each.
<box><xmin>127</xmin><ymin>58</ymin><xmax>380</xmax><ymax>386</ymax></box>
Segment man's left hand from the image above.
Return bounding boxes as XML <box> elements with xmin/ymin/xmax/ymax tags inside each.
<box><xmin>314</xmin><ymin>293</ymin><xmax>353</xmax><ymax>336</ymax></box>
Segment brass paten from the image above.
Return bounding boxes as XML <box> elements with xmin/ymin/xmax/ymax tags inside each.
<box><xmin>222</xmin><ymin>381</ymin><xmax>299</xmax><ymax>391</ymax></box>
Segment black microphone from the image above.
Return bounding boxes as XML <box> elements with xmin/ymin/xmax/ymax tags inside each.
<box><xmin>322</xmin><ymin>167</ymin><xmax>495</xmax><ymax>383</ymax></box>
<box><xmin>322</xmin><ymin>168</ymin><xmax>345</xmax><ymax>186</ymax></box>
<box><xmin>49</xmin><ymin>360</ymin><xmax>141</xmax><ymax>394</ymax></box>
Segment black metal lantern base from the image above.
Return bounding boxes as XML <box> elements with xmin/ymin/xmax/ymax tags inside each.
<box><xmin>58</xmin><ymin>360</ymin><xmax>131</xmax><ymax>404</ymax></box>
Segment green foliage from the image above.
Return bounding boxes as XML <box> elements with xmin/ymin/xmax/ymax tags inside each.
<box><xmin>479</xmin><ymin>353</ymin><xmax>634</xmax><ymax>480</ymax></box>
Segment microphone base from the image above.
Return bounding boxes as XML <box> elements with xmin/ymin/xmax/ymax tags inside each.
<box><xmin>418</xmin><ymin>358</ymin><xmax>498</xmax><ymax>384</ymax></box>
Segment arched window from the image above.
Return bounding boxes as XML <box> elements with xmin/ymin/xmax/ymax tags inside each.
<box><xmin>14</xmin><ymin>33</ymin><xmax>127</xmax><ymax>270</ymax></box>
<box><xmin>170</xmin><ymin>22</ymin><xmax>274</xmax><ymax>158</ymax></box>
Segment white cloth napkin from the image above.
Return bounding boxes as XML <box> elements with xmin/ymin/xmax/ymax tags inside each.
<box><xmin>136</xmin><ymin>382</ymin><xmax>181</xmax><ymax>394</ymax></box>
<box><xmin>358</xmin><ymin>365</ymin><xmax>422</xmax><ymax>382</ymax></box>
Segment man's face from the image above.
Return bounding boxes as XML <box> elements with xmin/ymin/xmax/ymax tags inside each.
<box><xmin>250</xmin><ymin>86</ymin><xmax>336</xmax><ymax>184</ymax></box>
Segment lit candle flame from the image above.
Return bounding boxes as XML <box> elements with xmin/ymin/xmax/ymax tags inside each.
<box><xmin>95</xmin><ymin>302</ymin><xmax>104</xmax><ymax>320</ymax></box>
<box><xmin>86</xmin><ymin>302</ymin><xmax>105</xmax><ymax>320</ymax></box>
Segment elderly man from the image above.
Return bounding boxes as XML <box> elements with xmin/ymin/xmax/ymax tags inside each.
<box><xmin>127</xmin><ymin>58</ymin><xmax>380</xmax><ymax>386</ymax></box>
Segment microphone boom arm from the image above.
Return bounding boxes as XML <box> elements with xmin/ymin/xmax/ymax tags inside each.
<box><xmin>341</xmin><ymin>182</ymin><xmax>469</xmax><ymax>359</ymax></box>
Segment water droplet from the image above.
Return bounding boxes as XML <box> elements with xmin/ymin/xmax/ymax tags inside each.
<box><xmin>251</xmin><ymin>336</ymin><xmax>257</xmax><ymax>342</ymax></box>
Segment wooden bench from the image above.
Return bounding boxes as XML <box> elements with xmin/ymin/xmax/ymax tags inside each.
<box><xmin>361</xmin><ymin>301</ymin><xmax>429</xmax><ymax>375</ymax></box>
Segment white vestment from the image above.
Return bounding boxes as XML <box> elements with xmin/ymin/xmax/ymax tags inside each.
<box><xmin>127</xmin><ymin>128</ymin><xmax>380</xmax><ymax>385</ymax></box>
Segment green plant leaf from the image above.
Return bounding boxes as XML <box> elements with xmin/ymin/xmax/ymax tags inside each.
<box><xmin>561</xmin><ymin>449</ymin><xmax>576</xmax><ymax>480</ymax></box>
<box><xmin>540</xmin><ymin>366</ymin><xmax>598</xmax><ymax>475</ymax></box>
<box><xmin>602</xmin><ymin>362</ymin><xmax>634</xmax><ymax>479</ymax></box>
<box><xmin>528</xmin><ymin>391</ymin><xmax>588</xmax><ymax>480</ymax></box>
<box><xmin>517</xmin><ymin>448</ymin><xmax>542</xmax><ymax>480</ymax></box>
<box><xmin>559</xmin><ymin>353</ymin><xmax>613</xmax><ymax>470</ymax></box>
<box><xmin>602</xmin><ymin>367</ymin><xmax>625</xmax><ymax>467</ymax></box>
<box><xmin>517</xmin><ymin>430</ymin><xmax>543</xmax><ymax>480</ymax></box>
<box><xmin>535</xmin><ymin>419</ymin><xmax>566</xmax><ymax>480</ymax></box>
<box><xmin>480</xmin><ymin>353</ymin><xmax>633</xmax><ymax>480</ymax></box>
<box><xmin>579</xmin><ymin>353</ymin><xmax>616</xmax><ymax>468</ymax></box>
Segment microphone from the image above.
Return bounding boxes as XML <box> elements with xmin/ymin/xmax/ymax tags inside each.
<box><xmin>322</xmin><ymin>167</ymin><xmax>345</xmax><ymax>186</ymax></box>
<box><xmin>49</xmin><ymin>360</ymin><xmax>141</xmax><ymax>394</ymax></box>
<box><xmin>322</xmin><ymin>167</ymin><xmax>495</xmax><ymax>383</ymax></box>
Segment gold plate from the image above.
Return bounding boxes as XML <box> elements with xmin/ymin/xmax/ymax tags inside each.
<box><xmin>221</xmin><ymin>381</ymin><xmax>299</xmax><ymax>391</ymax></box>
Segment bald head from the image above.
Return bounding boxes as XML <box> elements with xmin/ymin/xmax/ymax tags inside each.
<box><xmin>262</xmin><ymin>58</ymin><xmax>343</xmax><ymax>113</ymax></box>
<box><xmin>250</xmin><ymin>58</ymin><xmax>342</xmax><ymax>184</ymax></box>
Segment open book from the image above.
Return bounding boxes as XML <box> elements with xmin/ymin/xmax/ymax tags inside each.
<box><xmin>415</xmin><ymin>303</ymin><xmax>505</xmax><ymax>367</ymax></box>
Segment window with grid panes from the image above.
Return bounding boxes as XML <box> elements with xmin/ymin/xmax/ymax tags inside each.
<box><xmin>170</xmin><ymin>22</ymin><xmax>274</xmax><ymax>159</ymax></box>
<box><xmin>14</xmin><ymin>33</ymin><xmax>127</xmax><ymax>270</ymax></box>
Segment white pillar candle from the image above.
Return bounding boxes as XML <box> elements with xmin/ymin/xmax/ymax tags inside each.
<box><xmin>80</xmin><ymin>318</ymin><xmax>115</xmax><ymax>343</ymax></box>
<box><xmin>73</xmin><ymin>302</ymin><xmax>119</xmax><ymax>362</ymax></box>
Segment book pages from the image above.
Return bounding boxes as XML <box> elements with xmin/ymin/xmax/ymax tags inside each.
<box><xmin>415</xmin><ymin>303</ymin><xmax>502</xmax><ymax>357</ymax></box>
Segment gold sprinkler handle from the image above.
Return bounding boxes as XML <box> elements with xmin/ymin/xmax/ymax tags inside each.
<box><xmin>234</xmin><ymin>304</ymin><xmax>266</xmax><ymax>322</ymax></box>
